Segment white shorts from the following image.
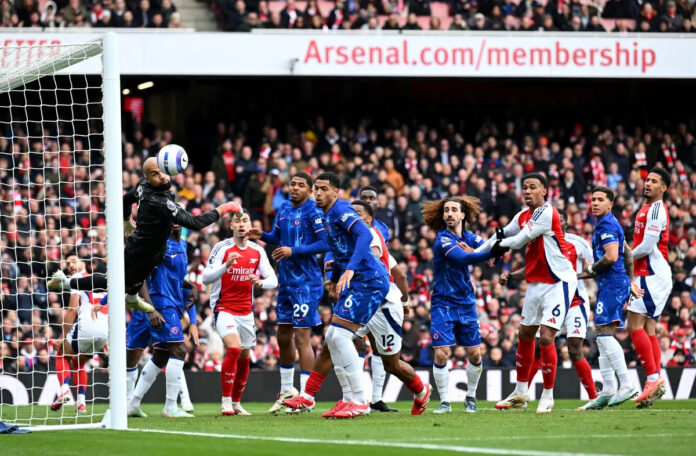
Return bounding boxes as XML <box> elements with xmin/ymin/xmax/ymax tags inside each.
<box><xmin>628</xmin><ymin>274</ymin><xmax>671</xmax><ymax>320</ymax></box>
<box><xmin>215</xmin><ymin>311</ymin><xmax>256</xmax><ymax>349</ymax></box>
<box><xmin>355</xmin><ymin>299</ymin><xmax>403</xmax><ymax>356</ymax></box>
<box><xmin>522</xmin><ymin>280</ymin><xmax>577</xmax><ymax>331</ymax></box>
<box><xmin>67</xmin><ymin>315</ymin><xmax>108</xmax><ymax>355</ymax></box>
<box><xmin>561</xmin><ymin>304</ymin><xmax>589</xmax><ymax>339</ymax></box>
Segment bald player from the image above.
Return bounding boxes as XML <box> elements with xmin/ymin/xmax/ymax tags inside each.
<box><xmin>49</xmin><ymin>156</ymin><xmax>241</xmax><ymax>311</ymax></box>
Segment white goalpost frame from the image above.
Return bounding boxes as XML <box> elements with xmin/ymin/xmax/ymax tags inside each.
<box><xmin>0</xmin><ymin>32</ymin><xmax>126</xmax><ymax>431</ymax></box>
<box><xmin>102</xmin><ymin>32</ymin><xmax>127</xmax><ymax>432</ymax></box>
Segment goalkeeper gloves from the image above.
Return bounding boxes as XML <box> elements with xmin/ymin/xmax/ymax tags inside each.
<box><xmin>216</xmin><ymin>202</ymin><xmax>242</xmax><ymax>215</ymax></box>
<box><xmin>124</xmin><ymin>216</ymin><xmax>136</xmax><ymax>237</ymax></box>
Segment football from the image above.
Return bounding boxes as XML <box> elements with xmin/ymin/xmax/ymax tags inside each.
<box><xmin>156</xmin><ymin>144</ymin><xmax>188</xmax><ymax>176</ymax></box>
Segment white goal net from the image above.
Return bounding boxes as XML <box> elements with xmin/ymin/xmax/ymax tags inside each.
<box><xmin>0</xmin><ymin>35</ymin><xmax>126</xmax><ymax>431</ymax></box>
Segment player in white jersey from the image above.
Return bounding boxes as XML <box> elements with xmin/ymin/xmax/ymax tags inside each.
<box><xmin>352</xmin><ymin>201</ymin><xmax>432</xmax><ymax>415</ymax></box>
<box><xmin>500</xmin><ymin>209</ymin><xmax>599</xmax><ymax>405</ymax></box>
<box><xmin>479</xmin><ymin>173</ymin><xmax>577</xmax><ymax>413</ymax></box>
<box><xmin>628</xmin><ymin>167</ymin><xmax>671</xmax><ymax>408</ymax></box>
<box><xmin>202</xmin><ymin>211</ymin><xmax>278</xmax><ymax>416</ymax></box>
<box><xmin>51</xmin><ymin>254</ymin><xmax>108</xmax><ymax>412</ymax></box>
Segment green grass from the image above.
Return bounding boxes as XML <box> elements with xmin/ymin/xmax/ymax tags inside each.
<box><xmin>4</xmin><ymin>400</ymin><xmax>695</xmax><ymax>456</ymax></box>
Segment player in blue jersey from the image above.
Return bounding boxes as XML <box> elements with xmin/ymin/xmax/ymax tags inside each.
<box><xmin>247</xmin><ymin>172</ymin><xmax>329</xmax><ymax>413</ymax></box>
<box><xmin>126</xmin><ymin>225</ymin><xmax>200</xmax><ymax>418</ymax></box>
<box><xmin>283</xmin><ymin>172</ymin><xmax>389</xmax><ymax>419</ymax></box>
<box><xmin>357</xmin><ymin>186</ymin><xmax>396</xmax><ymax>412</ymax></box>
<box><xmin>422</xmin><ymin>196</ymin><xmax>502</xmax><ymax>414</ymax></box>
<box><xmin>577</xmin><ymin>186</ymin><xmax>639</xmax><ymax>410</ymax></box>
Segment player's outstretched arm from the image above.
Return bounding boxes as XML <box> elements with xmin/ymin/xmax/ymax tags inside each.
<box><xmin>171</xmin><ymin>206</ymin><xmax>221</xmax><ymax>230</ymax></box>
<box><xmin>499</xmin><ymin>206</ymin><xmax>551</xmax><ymax>250</ymax></box>
<box><xmin>446</xmin><ymin>245</ymin><xmax>494</xmax><ymax>267</ymax></box>
<box><xmin>258</xmin><ymin>212</ymin><xmax>281</xmax><ymax>244</ymax></box>
<box><xmin>475</xmin><ymin>213</ymin><xmax>522</xmax><ymax>252</ymax></box>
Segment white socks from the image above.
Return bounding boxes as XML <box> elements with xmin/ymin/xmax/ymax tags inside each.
<box><xmin>466</xmin><ymin>361</ymin><xmax>482</xmax><ymax>399</ymax></box>
<box><xmin>597</xmin><ymin>335</ymin><xmax>631</xmax><ymax>390</ymax></box>
<box><xmin>326</xmin><ymin>326</ymin><xmax>365</xmax><ymax>404</ymax></box>
<box><xmin>300</xmin><ymin>370</ymin><xmax>310</xmax><ymax>393</ymax></box>
<box><xmin>164</xmin><ymin>358</ymin><xmax>184</xmax><ymax>412</ymax></box>
<box><xmin>280</xmin><ymin>364</ymin><xmax>294</xmax><ymax>394</ymax></box>
<box><xmin>178</xmin><ymin>366</ymin><xmax>191</xmax><ymax>405</ymax></box>
<box><xmin>130</xmin><ymin>359</ymin><xmax>161</xmax><ymax>408</ymax></box>
<box><xmin>334</xmin><ymin>364</ymin><xmax>352</xmax><ymax>402</ymax></box>
<box><xmin>126</xmin><ymin>366</ymin><xmax>138</xmax><ymax>403</ymax></box>
<box><xmin>371</xmin><ymin>355</ymin><xmax>386</xmax><ymax>403</ymax></box>
<box><xmin>433</xmin><ymin>362</ymin><xmax>450</xmax><ymax>403</ymax></box>
<box><xmin>598</xmin><ymin>354</ymin><xmax>617</xmax><ymax>395</ymax></box>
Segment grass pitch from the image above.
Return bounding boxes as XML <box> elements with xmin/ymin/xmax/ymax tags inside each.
<box><xmin>4</xmin><ymin>400</ymin><xmax>695</xmax><ymax>456</ymax></box>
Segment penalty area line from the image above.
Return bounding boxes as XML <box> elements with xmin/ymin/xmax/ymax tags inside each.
<box><xmin>130</xmin><ymin>428</ymin><xmax>627</xmax><ymax>456</ymax></box>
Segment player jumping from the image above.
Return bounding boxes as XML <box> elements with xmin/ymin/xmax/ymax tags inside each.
<box><xmin>126</xmin><ymin>225</ymin><xmax>199</xmax><ymax>418</ymax></box>
<box><xmin>203</xmin><ymin>211</ymin><xmax>278</xmax><ymax>416</ymax></box>
<box><xmin>48</xmin><ymin>156</ymin><xmax>241</xmax><ymax>310</ymax></box>
<box><xmin>482</xmin><ymin>173</ymin><xmax>578</xmax><ymax>414</ymax></box>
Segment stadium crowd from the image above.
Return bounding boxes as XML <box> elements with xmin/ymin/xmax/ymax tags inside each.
<box><xmin>2</xmin><ymin>0</ymin><xmax>696</xmax><ymax>32</ymax></box>
<box><xmin>211</xmin><ymin>0</ymin><xmax>696</xmax><ymax>33</ymax></box>
<box><xmin>0</xmin><ymin>0</ymin><xmax>183</xmax><ymax>28</ymax></box>
<box><xmin>2</xmin><ymin>113</ymin><xmax>696</xmax><ymax>377</ymax></box>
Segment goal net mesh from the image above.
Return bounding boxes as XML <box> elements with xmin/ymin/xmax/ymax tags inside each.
<box><xmin>0</xmin><ymin>40</ymin><xmax>111</xmax><ymax>429</ymax></box>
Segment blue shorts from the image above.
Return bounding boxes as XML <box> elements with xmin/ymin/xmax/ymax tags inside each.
<box><xmin>277</xmin><ymin>285</ymin><xmax>323</xmax><ymax>328</ymax></box>
<box><xmin>333</xmin><ymin>276</ymin><xmax>390</xmax><ymax>325</ymax></box>
<box><xmin>595</xmin><ymin>281</ymin><xmax>630</xmax><ymax>326</ymax></box>
<box><xmin>149</xmin><ymin>306</ymin><xmax>184</xmax><ymax>345</ymax></box>
<box><xmin>430</xmin><ymin>303</ymin><xmax>481</xmax><ymax>348</ymax></box>
<box><xmin>126</xmin><ymin>309</ymin><xmax>150</xmax><ymax>350</ymax></box>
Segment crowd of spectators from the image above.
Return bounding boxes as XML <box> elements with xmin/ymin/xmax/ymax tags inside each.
<box><xmin>212</xmin><ymin>0</ymin><xmax>696</xmax><ymax>33</ymax></box>
<box><xmin>0</xmin><ymin>0</ymin><xmax>182</xmax><ymax>28</ymax></box>
<box><xmin>2</xmin><ymin>0</ymin><xmax>696</xmax><ymax>32</ymax></box>
<box><xmin>2</xmin><ymin>106</ymin><xmax>696</xmax><ymax>378</ymax></box>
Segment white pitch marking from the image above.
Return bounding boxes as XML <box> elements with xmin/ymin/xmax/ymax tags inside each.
<box><xmin>131</xmin><ymin>428</ymin><xmax>627</xmax><ymax>456</ymax></box>
<box><xmin>410</xmin><ymin>433</ymin><xmax>695</xmax><ymax>442</ymax></box>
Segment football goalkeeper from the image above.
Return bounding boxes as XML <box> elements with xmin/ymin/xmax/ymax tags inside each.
<box><xmin>48</xmin><ymin>157</ymin><xmax>240</xmax><ymax>311</ymax></box>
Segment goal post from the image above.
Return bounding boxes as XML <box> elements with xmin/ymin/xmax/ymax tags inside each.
<box><xmin>0</xmin><ymin>32</ymin><xmax>126</xmax><ymax>431</ymax></box>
